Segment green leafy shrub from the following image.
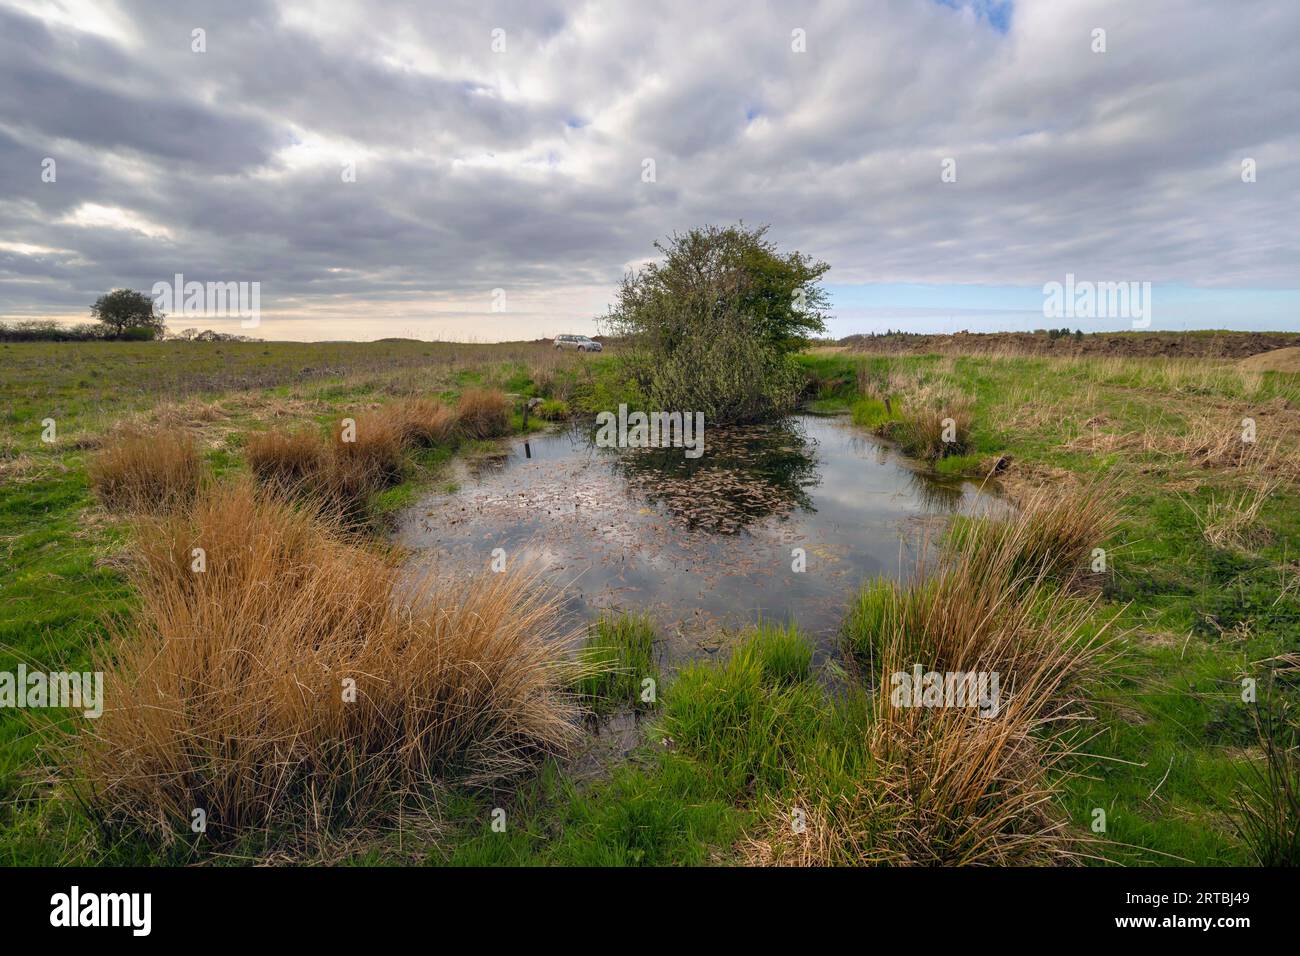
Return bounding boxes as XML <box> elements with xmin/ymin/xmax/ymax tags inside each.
<box><xmin>604</xmin><ymin>223</ymin><xmax>829</xmax><ymax>423</ymax></box>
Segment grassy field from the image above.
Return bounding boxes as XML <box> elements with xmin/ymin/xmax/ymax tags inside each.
<box><xmin>2</xmin><ymin>339</ymin><xmax>1297</xmax><ymax>865</ymax></box>
<box><xmin>1</xmin><ymin>340</ymin><xmax>576</xmax><ymax>863</ymax></box>
<box><xmin>800</xmin><ymin>349</ymin><xmax>1300</xmax><ymax>864</ymax></box>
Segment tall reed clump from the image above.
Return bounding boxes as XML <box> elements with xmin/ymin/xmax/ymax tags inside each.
<box><xmin>246</xmin><ymin>391</ymin><xmax>513</xmax><ymax>518</ymax></box>
<box><xmin>247</xmin><ymin>407</ymin><xmax>424</xmax><ymax>517</ymax></box>
<box><xmin>850</xmin><ymin>583</ymin><xmax>1105</xmax><ymax>865</ymax></box>
<box><xmin>456</xmin><ymin>387</ymin><xmax>511</xmax><ymax>439</ymax></box>
<box><xmin>845</xmin><ymin>489</ymin><xmax>1116</xmax><ymax>696</ymax></box>
<box><xmin>87</xmin><ymin>427</ymin><xmax>203</xmax><ymax>512</ymax></box>
<box><xmin>71</xmin><ymin>480</ymin><xmax>580</xmax><ymax>849</ymax></box>
<box><xmin>893</xmin><ymin>401</ymin><xmax>973</xmax><ymax>461</ymax></box>
<box><xmin>853</xmin><ymin>378</ymin><xmax>972</xmax><ymax>463</ymax></box>
<box><xmin>948</xmin><ymin>482</ymin><xmax>1120</xmax><ymax>586</ymax></box>
<box><xmin>330</xmin><ymin>410</ymin><xmax>405</xmax><ymax>484</ymax></box>
<box><xmin>752</xmin><ymin>683</ymin><xmax>1084</xmax><ymax>866</ymax></box>
<box><xmin>739</xmin><ymin>491</ymin><xmax>1119</xmax><ymax>866</ymax></box>
<box><xmin>245</xmin><ymin>423</ymin><xmax>375</xmax><ymax>517</ymax></box>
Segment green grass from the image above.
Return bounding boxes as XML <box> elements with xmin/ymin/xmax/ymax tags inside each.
<box><xmin>4</xmin><ymin>340</ymin><xmax>1298</xmax><ymax>866</ymax></box>
<box><xmin>0</xmin><ymin>340</ymin><xmax>567</xmax><ymax>864</ymax></box>
<box><xmin>841</xmin><ymin>577</ymin><xmax>914</xmax><ymax>673</ymax></box>
<box><xmin>932</xmin><ymin>453</ymin><xmax>986</xmax><ymax>477</ymax></box>
<box><xmin>575</xmin><ymin>613</ymin><xmax>660</xmax><ymax>713</ymax></box>
<box><xmin>433</xmin><ymin>756</ymin><xmax>746</xmax><ymax>867</ymax></box>
<box><xmin>535</xmin><ymin>398</ymin><xmax>571</xmax><ymax>421</ymax></box>
<box><xmin>817</xmin><ymin>348</ymin><xmax>1300</xmax><ymax>865</ymax></box>
<box><xmin>0</xmin><ymin>470</ymin><xmax>132</xmax><ymax>865</ymax></box>
<box><xmin>434</xmin><ymin>623</ymin><xmax>851</xmax><ymax>867</ymax></box>
<box><xmin>663</xmin><ymin>626</ymin><xmax>825</xmax><ymax>795</ymax></box>
<box><xmin>849</xmin><ymin>396</ymin><xmax>898</xmax><ymax>429</ymax></box>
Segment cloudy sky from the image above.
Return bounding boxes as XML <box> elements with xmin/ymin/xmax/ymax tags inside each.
<box><xmin>1</xmin><ymin>0</ymin><xmax>1297</xmax><ymax>340</ymax></box>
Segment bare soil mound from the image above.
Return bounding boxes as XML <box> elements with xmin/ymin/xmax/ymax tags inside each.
<box><xmin>1240</xmin><ymin>347</ymin><xmax>1300</xmax><ymax>373</ymax></box>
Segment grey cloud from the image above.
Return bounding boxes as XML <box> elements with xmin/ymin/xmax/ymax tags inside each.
<box><xmin>0</xmin><ymin>0</ymin><xmax>1296</xmax><ymax>336</ymax></box>
<box><xmin>0</xmin><ymin>7</ymin><xmax>288</xmax><ymax>174</ymax></box>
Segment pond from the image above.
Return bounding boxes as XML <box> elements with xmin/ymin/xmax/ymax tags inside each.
<box><xmin>395</xmin><ymin>413</ymin><xmax>998</xmax><ymax>664</ymax></box>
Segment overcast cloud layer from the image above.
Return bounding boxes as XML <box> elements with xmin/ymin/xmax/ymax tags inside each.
<box><xmin>1</xmin><ymin>0</ymin><xmax>1297</xmax><ymax>339</ymax></box>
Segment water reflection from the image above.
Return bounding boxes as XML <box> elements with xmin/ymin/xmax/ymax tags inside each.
<box><xmin>396</xmin><ymin>413</ymin><xmax>998</xmax><ymax>661</ymax></box>
<box><xmin>610</xmin><ymin>418</ymin><xmax>820</xmax><ymax>533</ymax></box>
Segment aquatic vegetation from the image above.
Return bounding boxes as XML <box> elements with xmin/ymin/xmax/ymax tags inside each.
<box><xmin>612</xmin><ymin>419</ymin><xmax>819</xmax><ymax>533</ymax></box>
<box><xmin>850</xmin><ymin>396</ymin><xmax>899</xmax><ymax>430</ymax></box>
<box><xmin>575</xmin><ymin>613</ymin><xmax>660</xmax><ymax>712</ymax></box>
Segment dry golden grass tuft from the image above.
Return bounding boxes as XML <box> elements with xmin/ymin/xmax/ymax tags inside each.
<box><xmin>853</xmin><ymin>543</ymin><xmax>1110</xmax><ymax>866</ymax></box>
<box><xmin>247</xmin><ymin>412</ymin><xmax>412</xmax><ymax>516</ymax></box>
<box><xmin>150</xmin><ymin>399</ymin><xmax>228</xmax><ymax>428</ymax></box>
<box><xmin>849</xmin><ymin>490</ymin><xmax>1116</xmax><ymax>697</ymax></box>
<box><xmin>331</xmin><ymin>410</ymin><xmax>406</xmax><ymax>483</ymax></box>
<box><xmin>972</xmin><ymin>481</ymin><xmax>1122</xmax><ymax>585</ymax></box>
<box><xmin>386</xmin><ymin>397</ymin><xmax>458</xmax><ymax>447</ymax></box>
<box><xmin>245</xmin><ymin>426</ymin><xmax>327</xmax><ymax>496</ymax></box>
<box><xmin>73</xmin><ymin>480</ymin><xmax>580</xmax><ymax>848</ymax></box>
<box><xmin>0</xmin><ymin>447</ymin><xmax>62</xmax><ymax>484</ymax></box>
<box><xmin>749</xmin><ymin>487</ymin><xmax>1122</xmax><ymax>867</ymax></box>
<box><xmin>1064</xmin><ymin>406</ymin><xmax>1300</xmax><ymax>483</ymax></box>
<box><xmin>456</xmin><ymin>387</ymin><xmax>511</xmax><ymax>439</ymax></box>
<box><xmin>1185</xmin><ymin>479</ymin><xmax>1280</xmax><ymax>552</ymax></box>
<box><xmin>749</xmin><ymin>694</ymin><xmax>1086</xmax><ymax>866</ymax></box>
<box><xmin>87</xmin><ymin>427</ymin><xmax>204</xmax><ymax>512</ymax></box>
<box><xmin>244</xmin><ymin>392</ymin><xmax>509</xmax><ymax>518</ymax></box>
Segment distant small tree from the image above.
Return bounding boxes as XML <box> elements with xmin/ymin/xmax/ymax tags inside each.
<box><xmin>90</xmin><ymin>289</ymin><xmax>164</xmax><ymax>339</ymax></box>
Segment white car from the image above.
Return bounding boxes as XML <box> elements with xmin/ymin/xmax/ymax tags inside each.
<box><xmin>554</xmin><ymin>334</ymin><xmax>603</xmax><ymax>352</ymax></box>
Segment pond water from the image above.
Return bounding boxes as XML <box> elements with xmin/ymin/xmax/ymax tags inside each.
<box><xmin>395</xmin><ymin>414</ymin><xmax>997</xmax><ymax>663</ymax></box>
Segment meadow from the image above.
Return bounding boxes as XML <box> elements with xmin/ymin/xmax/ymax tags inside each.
<box><xmin>1</xmin><ymin>338</ymin><xmax>1297</xmax><ymax>865</ymax></box>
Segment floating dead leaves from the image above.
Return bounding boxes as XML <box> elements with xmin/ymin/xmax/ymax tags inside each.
<box><xmin>613</xmin><ymin>421</ymin><xmax>819</xmax><ymax>534</ymax></box>
<box><xmin>394</xmin><ymin>415</ymin><xmax>996</xmax><ymax>662</ymax></box>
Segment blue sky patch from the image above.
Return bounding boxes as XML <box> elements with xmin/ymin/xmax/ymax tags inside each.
<box><xmin>934</xmin><ymin>0</ymin><xmax>1012</xmax><ymax>33</ymax></box>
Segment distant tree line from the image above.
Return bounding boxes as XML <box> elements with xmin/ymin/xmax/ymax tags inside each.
<box><xmin>0</xmin><ymin>319</ymin><xmax>260</xmax><ymax>343</ymax></box>
<box><xmin>1</xmin><ymin>288</ymin><xmax>260</xmax><ymax>342</ymax></box>
<box><xmin>169</xmin><ymin>328</ymin><xmax>262</xmax><ymax>342</ymax></box>
<box><xmin>845</xmin><ymin>328</ymin><xmax>1085</xmax><ymax>342</ymax></box>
